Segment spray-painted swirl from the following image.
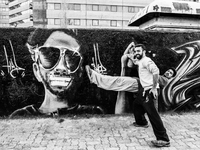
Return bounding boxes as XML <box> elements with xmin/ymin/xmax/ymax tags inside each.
<box><xmin>162</xmin><ymin>40</ymin><xmax>200</xmax><ymax>110</ymax></box>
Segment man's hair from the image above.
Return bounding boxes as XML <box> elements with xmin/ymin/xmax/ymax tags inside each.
<box><xmin>26</xmin><ymin>28</ymin><xmax>86</xmax><ymax>62</ymax></box>
<box><xmin>168</xmin><ymin>67</ymin><xmax>177</xmax><ymax>77</ymax></box>
<box><xmin>135</xmin><ymin>44</ymin><xmax>146</xmax><ymax>51</ymax></box>
<box><xmin>27</xmin><ymin>28</ymin><xmax>80</xmax><ymax>47</ymax></box>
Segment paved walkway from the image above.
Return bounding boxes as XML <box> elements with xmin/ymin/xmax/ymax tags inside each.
<box><xmin>0</xmin><ymin>113</ymin><xmax>200</xmax><ymax>150</ymax></box>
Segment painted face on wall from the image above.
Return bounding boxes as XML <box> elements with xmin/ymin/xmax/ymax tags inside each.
<box><xmin>134</xmin><ymin>46</ymin><xmax>144</xmax><ymax>60</ymax></box>
<box><xmin>34</xmin><ymin>31</ymin><xmax>83</xmax><ymax>97</ymax></box>
<box><xmin>164</xmin><ymin>69</ymin><xmax>174</xmax><ymax>79</ymax></box>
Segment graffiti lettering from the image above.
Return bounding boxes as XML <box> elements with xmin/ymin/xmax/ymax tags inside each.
<box><xmin>91</xmin><ymin>43</ymin><xmax>107</xmax><ymax>74</ymax></box>
<box><xmin>172</xmin><ymin>2</ymin><xmax>191</xmax><ymax>11</ymax></box>
<box><xmin>1</xmin><ymin>40</ymin><xmax>25</xmax><ymax>78</ymax></box>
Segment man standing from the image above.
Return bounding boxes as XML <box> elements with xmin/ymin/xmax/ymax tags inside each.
<box><xmin>131</xmin><ymin>44</ymin><xmax>170</xmax><ymax>147</ymax></box>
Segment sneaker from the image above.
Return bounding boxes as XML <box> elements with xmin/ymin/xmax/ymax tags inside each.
<box><xmin>85</xmin><ymin>65</ymin><xmax>92</xmax><ymax>83</ymax></box>
<box><xmin>151</xmin><ymin>140</ymin><xmax>170</xmax><ymax>147</ymax></box>
<box><xmin>132</xmin><ymin>122</ymin><xmax>149</xmax><ymax>128</ymax></box>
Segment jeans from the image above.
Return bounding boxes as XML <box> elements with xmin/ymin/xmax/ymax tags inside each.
<box><xmin>133</xmin><ymin>87</ymin><xmax>170</xmax><ymax>142</ymax></box>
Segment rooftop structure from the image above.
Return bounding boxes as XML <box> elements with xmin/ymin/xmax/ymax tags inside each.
<box><xmin>128</xmin><ymin>0</ymin><xmax>200</xmax><ymax>31</ymax></box>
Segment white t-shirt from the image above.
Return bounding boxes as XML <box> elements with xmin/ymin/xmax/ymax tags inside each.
<box><xmin>137</xmin><ymin>56</ymin><xmax>160</xmax><ymax>90</ymax></box>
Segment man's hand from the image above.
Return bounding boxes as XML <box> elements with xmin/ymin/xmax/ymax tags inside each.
<box><xmin>149</xmin><ymin>88</ymin><xmax>158</xmax><ymax>99</ymax></box>
<box><xmin>127</xmin><ymin>54</ymin><xmax>138</xmax><ymax>64</ymax></box>
<box><xmin>127</xmin><ymin>42</ymin><xmax>135</xmax><ymax>53</ymax></box>
<box><xmin>124</xmin><ymin>42</ymin><xmax>135</xmax><ymax>55</ymax></box>
<box><xmin>128</xmin><ymin>42</ymin><xmax>135</xmax><ymax>48</ymax></box>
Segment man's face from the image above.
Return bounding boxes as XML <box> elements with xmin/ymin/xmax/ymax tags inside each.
<box><xmin>164</xmin><ymin>69</ymin><xmax>174</xmax><ymax>79</ymax></box>
<box><xmin>35</xmin><ymin>31</ymin><xmax>82</xmax><ymax>97</ymax></box>
<box><xmin>134</xmin><ymin>46</ymin><xmax>144</xmax><ymax>60</ymax></box>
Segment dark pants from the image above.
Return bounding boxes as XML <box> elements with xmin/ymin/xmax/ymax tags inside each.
<box><xmin>133</xmin><ymin>86</ymin><xmax>170</xmax><ymax>142</ymax></box>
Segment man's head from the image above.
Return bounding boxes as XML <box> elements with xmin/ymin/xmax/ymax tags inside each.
<box><xmin>164</xmin><ymin>67</ymin><xmax>177</xmax><ymax>79</ymax></box>
<box><xmin>134</xmin><ymin>44</ymin><xmax>146</xmax><ymax>60</ymax></box>
<box><xmin>27</xmin><ymin>29</ymin><xmax>83</xmax><ymax>102</ymax></box>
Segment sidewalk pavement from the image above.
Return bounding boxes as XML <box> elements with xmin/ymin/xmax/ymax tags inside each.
<box><xmin>0</xmin><ymin>113</ymin><xmax>200</xmax><ymax>150</ymax></box>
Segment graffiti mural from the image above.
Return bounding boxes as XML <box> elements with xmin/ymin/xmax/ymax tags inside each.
<box><xmin>162</xmin><ymin>40</ymin><xmax>200</xmax><ymax>111</ymax></box>
<box><xmin>0</xmin><ymin>28</ymin><xmax>200</xmax><ymax>117</ymax></box>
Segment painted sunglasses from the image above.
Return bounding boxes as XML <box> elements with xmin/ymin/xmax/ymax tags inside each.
<box><xmin>36</xmin><ymin>46</ymin><xmax>82</xmax><ymax>73</ymax></box>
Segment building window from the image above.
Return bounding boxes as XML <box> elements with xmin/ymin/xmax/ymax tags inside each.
<box><xmin>0</xmin><ymin>7</ymin><xmax>8</xmax><ymax>11</ymax></box>
<box><xmin>9</xmin><ymin>4</ymin><xmax>20</xmax><ymax>10</ymax></box>
<box><xmin>48</xmin><ymin>3</ymin><xmax>54</xmax><ymax>9</ymax></box>
<box><xmin>161</xmin><ymin>7</ymin><xmax>172</xmax><ymax>13</ymax></box>
<box><xmin>67</xmin><ymin>19</ymin><xmax>80</xmax><ymax>25</ymax></box>
<box><xmin>48</xmin><ymin>19</ymin><xmax>54</xmax><ymax>25</ymax></box>
<box><xmin>117</xmin><ymin>20</ymin><xmax>122</xmax><ymax>27</ymax></box>
<box><xmin>1</xmin><ymin>15</ymin><xmax>8</xmax><ymax>19</ymax></box>
<box><xmin>117</xmin><ymin>6</ymin><xmax>123</xmax><ymax>12</ymax></box>
<box><xmin>0</xmin><ymin>23</ymin><xmax>8</xmax><ymax>27</ymax></box>
<box><xmin>29</xmin><ymin>2</ymin><xmax>33</xmax><ymax>9</ymax></box>
<box><xmin>74</xmin><ymin>19</ymin><xmax>80</xmax><ymax>26</ymax></box>
<box><xmin>86</xmin><ymin>20</ymin><xmax>92</xmax><ymax>26</ymax></box>
<box><xmin>105</xmin><ymin>5</ymin><xmax>110</xmax><ymax>11</ymax></box>
<box><xmin>128</xmin><ymin>6</ymin><xmax>134</xmax><ymax>13</ymax></box>
<box><xmin>110</xmin><ymin>20</ymin><xmax>117</xmax><ymax>27</ymax></box>
<box><xmin>111</xmin><ymin>6</ymin><xmax>117</xmax><ymax>12</ymax></box>
<box><xmin>100</xmin><ymin>20</ymin><xmax>109</xmax><ymax>26</ymax></box>
<box><xmin>68</xmin><ymin>4</ymin><xmax>73</xmax><ymax>10</ymax></box>
<box><xmin>92</xmin><ymin>19</ymin><xmax>99</xmax><ymax>26</ymax></box>
<box><xmin>74</xmin><ymin>4</ymin><xmax>81</xmax><ymax>10</ymax></box>
<box><xmin>92</xmin><ymin>5</ymin><xmax>99</xmax><ymax>11</ymax></box>
<box><xmin>0</xmin><ymin>0</ymin><xmax>8</xmax><ymax>4</ymax></box>
<box><xmin>68</xmin><ymin>4</ymin><xmax>81</xmax><ymax>10</ymax></box>
<box><xmin>99</xmin><ymin>5</ymin><xmax>109</xmax><ymax>11</ymax></box>
<box><xmin>68</xmin><ymin>19</ymin><xmax>73</xmax><ymax>25</ymax></box>
<box><xmin>128</xmin><ymin>6</ymin><xmax>143</xmax><ymax>13</ymax></box>
<box><xmin>9</xmin><ymin>6</ymin><xmax>15</xmax><ymax>10</ymax></box>
<box><xmin>88</xmin><ymin>5</ymin><xmax>121</xmax><ymax>12</ymax></box>
<box><xmin>123</xmin><ymin>20</ymin><xmax>129</xmax><ymax>26</ymax></box>
<box><xmin>196</xmin><ymin>9</ymin><xmax>200</xmax><ymax>13</ymax></box>
<box><xmin>86</xmin><ymin>5</ymin><xmax>92</xmax><ymax>11</ymax></box>
<box><xmin>47</xmin><ymin>3</ymin><xmax>54</xmax><ymax>9</ymax></box>
<box><xmin>55</xmin><ymin>18</ymin><xmax>61</xmax><ymax>25</ymax></box>
<box><xmin>10</xmin><ymin>14</ymin><xmax>15</xmax><ymax>18</ymax></box>
<box><xmin>55</xmin><ymin>3</ymin><xmax>61</xmax><ymax>10</ymax></box>
<box><xmin>30</xmin><ymin>15</ymin><xmax>33</xmax><ymax>21</ymax></box>
<box><xmin>128</xmin><ymin>6</ymin><xmax>138</xmax><ymax>13</ymax></box>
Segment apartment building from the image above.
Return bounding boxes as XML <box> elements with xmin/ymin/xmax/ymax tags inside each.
<box><xmin>8</xmin><ymin>0</ymin><xmax>155</xmax><ymax>29</ymax></box>
<box><xmin>0</xmin><ymin>0</ymin><xmax>9</xmax><ymax>27</ymax></box>
<box><xmin>8</xmin><ymin>0</ymin><xmax>199</xmax><ymax>29</ymax></box>
<box><xmin>9</xmin><ymin>0</ymin><xmax>34</xmax><ymax>27</ymax></box>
